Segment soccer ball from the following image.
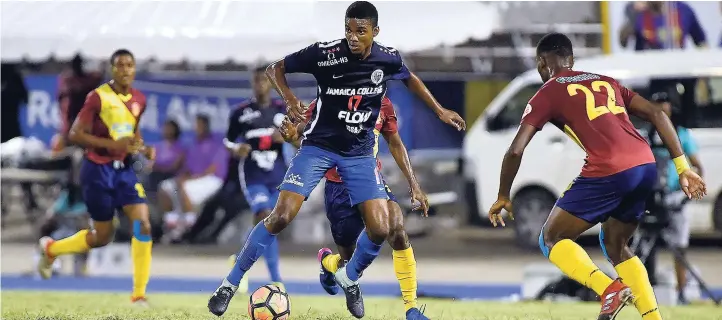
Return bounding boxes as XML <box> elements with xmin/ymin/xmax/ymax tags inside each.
<box><xmin>248</xmin><ymin>284</ymin><xmax>291</xmax><ymax>320</ymax></box>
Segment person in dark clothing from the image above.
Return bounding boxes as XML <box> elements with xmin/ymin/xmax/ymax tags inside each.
<box><xmin>1</xmin><ymin>63</ymin><xmax>28</xmax><ymax>143</ymax></box>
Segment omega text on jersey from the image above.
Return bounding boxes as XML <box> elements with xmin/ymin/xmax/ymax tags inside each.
<box><xmin>317</xmin><ymin>57</ymin><xmax>349</xmax><ymax>67</ymax></box>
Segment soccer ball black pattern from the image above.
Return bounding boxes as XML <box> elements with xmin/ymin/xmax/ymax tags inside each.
<box><xmin>248</xmin><ymin>284</ymin><xmax>290</xmax><ymax>320</ymax></box>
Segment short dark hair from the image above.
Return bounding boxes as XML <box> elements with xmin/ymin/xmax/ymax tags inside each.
<box><xmin>164</xmin><ymin>119</ymin><xmax>181</xmax><ymax>140</ymax></box>
<box><xmin>196</xmin><ymin>114</ymin><xmax>210</xmax><ymax>127</ymax></box>
<box><xmin>345</xmin><ymin>1</ymin><xmax>378</xmax><ymax>27</ymax></box>
<box><xmin>110</xmin><ymin>49</ymin><xmax>134</xmax><ymax>65</ymax></box>
<box><xmin>536</xmin><ymin>33</ymin><xmax>573</xmax><ymax>58</ymax></box>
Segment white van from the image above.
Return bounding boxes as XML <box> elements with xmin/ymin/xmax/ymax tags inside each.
<box><xmin>463</xmin><ymin>50</ymin><xmax>722</xmax><ymax>249</ymax></box>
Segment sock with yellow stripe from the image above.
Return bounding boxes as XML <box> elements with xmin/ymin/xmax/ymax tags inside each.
<box><xmin>393</xmin><ymin>247</ymin><xmax>418</xmax><ymax>312</ymax></box>
<box><xmin>615</xmin><ymin>256</ymin><xmax>662</xmax><ymax>320</ymax></box>
<box><xmin>548</xmin><ymin>239</ymin><xmax>614</xmax><ymax>296</ymax></box>
<box><xmin>322</xmin><ymin>254</ymin><xmax>342</xmax><ymax>273</ymax></box>
<box><xmin>48</xmin><ymin>229</ymin><xmax>91</xmax><ymax>257</ymax></box>
<box><xmin>131</xmin><ymin>221</ymin><xmax>153</xmax><ymax>299</ymax></box>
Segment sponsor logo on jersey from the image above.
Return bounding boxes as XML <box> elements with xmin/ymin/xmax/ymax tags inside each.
<box><xmin>317</xmin><ymin>56</ymin><xmax>349</xmax><ymax>67</ymax></box>
<box><xmin>239</xmin><ymin>107</ymin><xmax>262</xmax><ymax>123</ymax></box>
<box><xmin>245</xmin><ymin>127</ymin><xmax>276</xmax><ymax>139</ymax></box>
<box><xmin>325</xmin><ymin>86</ymin><xmax>383</xmax><ymax>96</ymax></box>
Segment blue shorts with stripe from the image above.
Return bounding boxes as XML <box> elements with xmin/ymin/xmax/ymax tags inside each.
<box><xmin>279</xmin><ymin>145</ymin><xmax>388</xmax><ymax>205</ymax></box>
<box><xmin>324</xmin><ymin>177</ymin><xmax>396</xmax><ymax>247</ymax></box>
<box><xmin>79</xmin><ymin>158</ymin><xmax>146</xmax><ymax>222</ymax></box>
<box><xmin>242</xmin><ymin>183</ymin><xmax>280</xmax><ymax>215</ymax></box>
<box><xmin>555</xmin><ymin>163</ymin><xmax>657</xmax><ymax>225</ymax></box>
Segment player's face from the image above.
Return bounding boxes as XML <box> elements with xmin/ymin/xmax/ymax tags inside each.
<box><xmin>252</xmin><ymin>72</ymin><xmax>271</xmax><ymax>98</ymax></box>
<box><xmin>345</xmin><ymin>18</ymin><xmax>378</xmax><ymax>55</ymax></box>
<box><xmin>536</xmin><ymin>55</ymin><xmax>551</xmax><ymax>82</ymax></box>
<box><xmin>112</xmin><ymin>54</ymin><xmax>136</xmax><ymax>87</ymax></box>
<box><xmin>195</xmin><ymin>118</ymin><xmax>209</xmax><ymax>136</ymax></box>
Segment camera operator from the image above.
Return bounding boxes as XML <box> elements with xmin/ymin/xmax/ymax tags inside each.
<box><xmin>640</xmin><ymin>91</ymin><xmax>703</xmax><ymax>305</ymax></box>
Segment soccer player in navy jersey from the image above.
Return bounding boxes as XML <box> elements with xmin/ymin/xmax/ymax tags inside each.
<box><xmin>208</xmin><ymin>1</ymin><xmax>465</xmax><ymax>318</ymax></box>
<box><xmin>223</xmin><ymin>66</ymin><xmax>288</xmax><ymax>293</ymax></box>
<box><xmin>488</xmin><ymin>33</ymin><xmax>706</xmax><ymax>320</ymax></box>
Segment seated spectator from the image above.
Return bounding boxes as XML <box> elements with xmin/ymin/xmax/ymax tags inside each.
<box><xmin>147</xmin><ymin>120</ymin><xmax>185</xmax><ymax>193</ymax></box>
<box><xmin>158</xmin><ymin>115</ymin><xmax>227</xmax><ymax>242</ymax></box>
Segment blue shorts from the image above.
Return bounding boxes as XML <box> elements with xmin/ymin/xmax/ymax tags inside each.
<box><xmin>324</xmin><ymin>178</ymin><xmax>396</xmax><ymax>247</ymax></box>
<box><xmin>280</xmin><ymin>146</ymin><xmax>387</xmax><ymax>205</ymax></box>
<box><xmin>79</xmin><ymin>158</ymin><xmax>146</xmax><ymax>222</ymax></box>
<box><xmin>555</xmin><ymin>163</ymin><xmax>657</xmax><ymax>224</ymax></box>
<box><xmin>243</xmin><ymin>183</ymin><xmax>280</xmax><ymax>215</ymax></box>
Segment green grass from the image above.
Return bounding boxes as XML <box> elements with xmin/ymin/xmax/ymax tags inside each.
<box><xmin>2</xmin><ymin>291</ymin><xmax>721</xmax><ymax>320</ymax></box>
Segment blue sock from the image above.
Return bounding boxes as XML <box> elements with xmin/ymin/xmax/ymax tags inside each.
<box><xmin>264</xmin><ymin>238</ymin><xmax>282</xmax><ymax>282</ymax></box>
<box><xmin>346</xmin><ymin>230</ymin><xmax>382</xmax><ymax>282</ymax></box>
<box><xmin>227</xmin><ymin>222</ymin><xmax>275</xmax><ymax>286</ymax></box>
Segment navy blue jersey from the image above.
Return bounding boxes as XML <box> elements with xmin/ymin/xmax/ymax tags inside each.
<box><xmin>226</xmin><ymin>100</ymin><xmax>288</xmax><ymax>186</ymax></box>
<box><xmin>284</xmin><ymin>38</ymin><xmax>410</xmax><ymax>156</ymax></box>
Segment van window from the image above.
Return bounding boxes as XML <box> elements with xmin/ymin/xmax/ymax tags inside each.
<box><xmin>646</xmin><ymin>77</ymin><xmax>722</xmax><ymax>129</ymax></box>
<box><xmin>488</xmin><ymin>84</ymin><xmax>542</xmax><ymax>131</ymax></box>
<box><xmin>693</xmin><ymin>77</ymin><xmax>722</xmax><ymax>128</ymax></box>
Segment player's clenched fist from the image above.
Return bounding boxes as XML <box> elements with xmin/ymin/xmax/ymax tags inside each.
<box><xmin>285</xmin><ymin>97</ymin><xmax>307</xmax><ymax>123</ymax></box>
<box><xmin>279</xmin><ymin>117</ymin><xmax>299</xmax><ymax>143</ymax></box>
<box><xmin>488</xmin><ymin>196</ymin><xmax>514</xmax><ymax>228</ymax></box>
<box><xmin>679</xmin><ymin>169</ymin><xmax>706</xmax><ymax>200</ymax></box>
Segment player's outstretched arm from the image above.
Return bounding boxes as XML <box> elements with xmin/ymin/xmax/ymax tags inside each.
<box><xmin>628</xmin><ymin>94</ymin><xmax>706</xmax><ymax>199</ymax></box>
<box><xmin>266</xmin><ymin>60</ymin><xmax>305</xmax><ymax>122</ymax></box>
<box><xmin>404</xmin><ymin>72</ymin><xmax>466</xmax><ymax>131</ymax></box>
<box><xmin>489</xmin><ymin>124</ymin><xmax>538</xmax><ymax>227</ymax></box>
<box><xmin>383</xmin><ymin>131</ymin><xmax>429</xmax><ymax>215</ymax></box>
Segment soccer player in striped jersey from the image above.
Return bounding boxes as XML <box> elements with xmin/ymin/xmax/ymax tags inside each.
<box><xmin>37</xmin><ymin>49</ymin><xmax>155</xmax><ymax>305</ymax></box>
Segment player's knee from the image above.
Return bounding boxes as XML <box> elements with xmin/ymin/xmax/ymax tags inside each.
<box><xmin>93</xmin><ymin>229</ymin><xmax>114</xmax><ymax>248</ymax></box>
<box><xmin>366</xmin><ymin>223</ymin><xmax>390</xmax><ymax>244</ymax></box>
<box><xmin>386</xmin><ymin>227</ymin><xmax>409</xmax><ymax>251</ymax></box>
<box><xmin>264</xmin><ymin>207</ymin><xmax>294</xmax><ymax>234</ymax></box>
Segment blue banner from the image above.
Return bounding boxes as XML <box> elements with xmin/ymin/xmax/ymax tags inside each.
<box><xmin>20</xmin><ymin>74</ymin><xmax>463</xmax><ymax>154</ymax></box>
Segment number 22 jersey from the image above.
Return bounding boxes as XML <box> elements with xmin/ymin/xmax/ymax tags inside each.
<box><xmin>284</xmin><ymin>38</ymin><xmax>410</xmax><ymax>157</ymax></box>
<box><xmin>521</xmin><ymin>70</ymin><xmax>655</xmax><ymax>178</ymax></box>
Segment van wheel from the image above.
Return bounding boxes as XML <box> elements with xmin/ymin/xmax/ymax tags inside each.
<box><xmin>512</xmin><ymin>189</ymin><xmax>555</xmax><ymax>250</ymax></box>
<box><xmin>713</xmin><ymin>193</ymin><xmax>722</xmax><ymax>233</ymax></box>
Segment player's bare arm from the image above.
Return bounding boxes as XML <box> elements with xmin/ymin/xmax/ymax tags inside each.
<box><xmin>265</xmin><ymin>60</ymin><xmax>306</xmax><ymax>122</ymax></box>
<box><xmin>628</xmin><ymin>95</ymin><xmax>707</xmax><ymax>198</ymax></box>
<box><xmin>404</xmin><ymin>72</ymin><xmax>466</xmax><ymax>131</ymax></box>
<box><xmin>488</xmin><ymin>124</ymin><xmax>538</xmax><ymax>227</ymax></box>
<box><xmin>383</xmin><ymin>131</ymin><xmax>429</xmax><ymax>216</ymax></box>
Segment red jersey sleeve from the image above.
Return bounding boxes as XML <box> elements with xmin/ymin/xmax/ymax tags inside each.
<box><xmin>521</xmin><ymin>88</ymin><xmax>554</xmax><ymax>130</ymax></box>
<box><xmin>76</xmin><ymin>91</ymin><xmax>101</xmax><ymax>125</ymax></box>
<box><xmin>614</xmin><ymin>81</ymin><xmax>638</xmax><ymax>106</ymax></box>
<box><xmin>380</xmin><ymin>97</ymin><xmax>398</xmax><ymax>134</ymax></box>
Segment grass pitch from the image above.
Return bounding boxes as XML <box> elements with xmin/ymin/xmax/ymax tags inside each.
<box><xmin>2</xmin><ymin>291</ymin><xmax>721</xmax><ymax>320</ymax></box>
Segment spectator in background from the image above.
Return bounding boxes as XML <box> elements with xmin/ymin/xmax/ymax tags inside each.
<box><xmin>158</xmin><ymin>114</ymin><xmax>227</xmax><ymax>242</ymax></box>
<box><xmin>147</xmin><ymin>120</ymin><xmax>185</xmax><ymax>193</ymax></box>
<box><xmin>57</xmin><ymin>54</ymin><xmax>102</xmax><ymax>144</ymax></box>
<box><xmin>619</xmin><ymin>1</ymin><xmax>707</xmax><ymax>51</ymax></box>
<box><xmin>1</xmin><ymin>63</ymin><xmax>28</xmax><ymax>143</ymax></box>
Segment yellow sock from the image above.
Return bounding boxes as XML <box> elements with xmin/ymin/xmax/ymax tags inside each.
<box><xmin>322</xmin><ymin>254</ymin><xmax>341</xmax><ymax>273</ymax></box>
<box><xmin>393</xmin><ymin>247</ymin><xmax>418</xmax><ymax>312</ymax></box>
<box><xmin>48</xmin><ymin>230</ymin><xmax>90</xmax><ymax>257</ymax></box>
<box><xmin>615</xmin><ymin>257</ymin><xmax>662</xmax><ymax>320</ymax></box>
<box><xmin>131</xmin><ymin>237</ymin><xmax>153</xmax><ymax>299</ymax></box>
<box><xmin>549</xmin><ymin>239</ymin><xmax>614</xmax><ymax>296</ymax></box>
